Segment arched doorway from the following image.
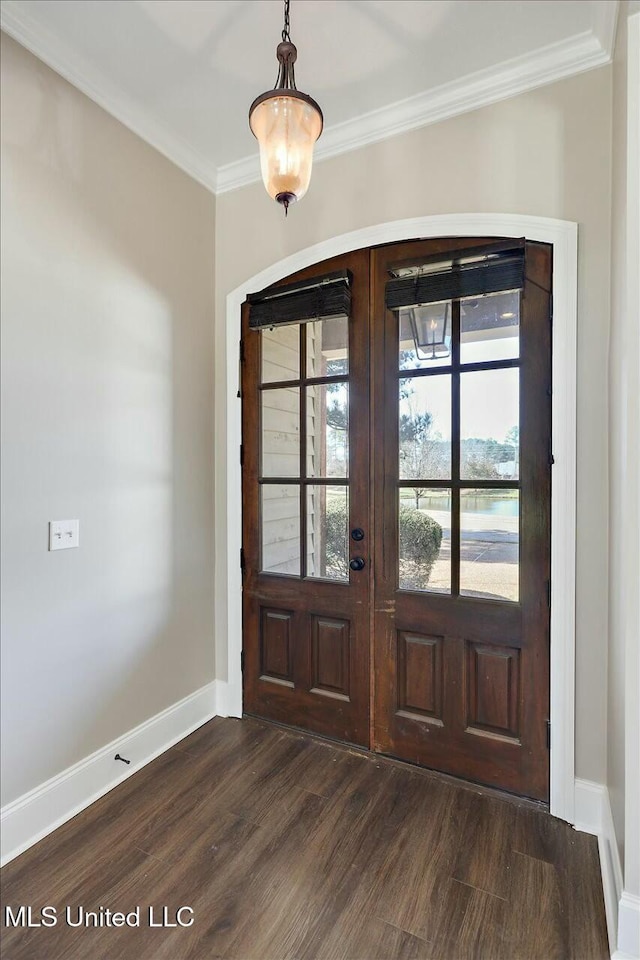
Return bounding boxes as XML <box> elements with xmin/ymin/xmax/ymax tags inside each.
<box><xmin>223</xmin><ymin>214</ymin><xmax>577</xmax><ymax>819</ymax></box>
<box><xmin>240</xmin><ymin>235</ymin><xmax>551</xmax><ymax>800</ymax></box>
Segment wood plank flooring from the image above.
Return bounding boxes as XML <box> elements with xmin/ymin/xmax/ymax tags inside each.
<box><xmin>0</xmin><ymin>717</ymin><xmax>609</xmax><ymax>960</ymax></box>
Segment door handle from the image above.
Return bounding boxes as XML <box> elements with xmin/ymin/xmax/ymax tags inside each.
<box><xmin>351</xmin><ymin>528</ymin><xmax>365</xmax><ymax>541</ymax></box>
<box><xmin>349</xmin><ymin>557</ymin><xmax>366</xmax><ymax>571</ymax></box>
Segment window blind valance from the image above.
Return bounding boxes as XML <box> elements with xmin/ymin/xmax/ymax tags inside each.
<box><xmin>385</xmin><ymin>245</ymin><xmax>525</xmax><ymax>311</ymax></box>
<box><xmin>248</xmin><ymin>269</ymin><xmax>352</xmax><ymax>329</ymax></box>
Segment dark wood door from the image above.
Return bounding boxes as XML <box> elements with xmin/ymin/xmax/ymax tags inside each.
<box><xmin>371</xmin><ymin>238</ymin><xmax>552</xmax><ymax>801</ymax></box>
<box><xmin>241</xmin><ymin>249</ymin><xmax>371</xmax><ymax>746</ymax></box>
<box><xmin>242</xmin><ymin>238</ymin><xmax>552</xmax><ymax>801</ymax></box>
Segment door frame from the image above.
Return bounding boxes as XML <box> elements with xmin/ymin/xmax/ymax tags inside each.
<box><xmin>223</xmin><ymin>213</ymin><xmax>578</xmax><ymax>824</ymax></box>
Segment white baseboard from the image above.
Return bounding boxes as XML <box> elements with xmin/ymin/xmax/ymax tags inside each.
<box><xmin>615</xmin><ymin>894</ymin><xmax>640</xmax><ymax>960</ymax></box>
<box><xmin>574</xmin><ymin>778</ymin><xmax>639</xmax><ymax>959</ymax></box>
<box><xmin>0</xmin><ymin>680</ymin><xmax>228</xmax><ymax>867</ymax></box>
<box><xmin>574</xmin><ymin>777</ymin><xmax>608</xmax><ymax>833</ymax></box>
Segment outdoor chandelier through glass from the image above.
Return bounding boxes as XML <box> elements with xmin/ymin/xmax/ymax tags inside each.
<box><xmin>249</xmin><ymin>0</ymin><xmax>323</xmax><ymax>215</ymax></box>
<box><xmin>407</xmin><ymin>302</ymin><xmax>451</xmax><ymax>361</ymax></box>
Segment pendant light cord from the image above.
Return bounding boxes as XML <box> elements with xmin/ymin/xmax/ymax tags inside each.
<box><xmin>282</xmin><ymin>0</ymin><xmax>291</xmax><ymax>42</ymax></box>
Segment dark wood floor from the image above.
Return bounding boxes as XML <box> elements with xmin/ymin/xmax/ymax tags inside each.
<box><xmin>1</xmin><ymin>717</ymin><xmax>608</xmax><ymax>960</ymax></box>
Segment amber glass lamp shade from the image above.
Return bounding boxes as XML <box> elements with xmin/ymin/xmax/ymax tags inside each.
<box><xmin>250</xmin><ymin>95</ymin><xmax>322</xmax><ymax>208</ymax></box>
<box><xmin>249</xmin><ymin>39</ymin><xmax>323</xmax><ymax>213</ymax></box>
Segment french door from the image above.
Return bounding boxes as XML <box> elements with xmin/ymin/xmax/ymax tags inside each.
<box><xmin>241</xmin><ymin>237</ymin><xmax>552</xmax><ymax>801</ymax></box>
<box><xmin>241</xmin><ymin>249</ymin><xmax>371</xmax><ymax>746</ymax></box>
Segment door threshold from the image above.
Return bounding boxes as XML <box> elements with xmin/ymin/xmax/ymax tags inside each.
<box><xmin>243</xmin><ymin>713</ymin><xmax>549</xmax><ymax>815</ymax></box>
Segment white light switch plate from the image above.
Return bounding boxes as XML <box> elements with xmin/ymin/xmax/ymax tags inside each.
<box><xmin>49</xmin><ymin>519</ymin><xmax>80</xmax><ymax>551</ymax></box>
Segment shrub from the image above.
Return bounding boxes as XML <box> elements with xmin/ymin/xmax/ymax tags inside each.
<box><xmin>324</xmin><ymin>497</ymin><xmax>442</xmax><ymax>585</ymax></box>
<box><xmin>325</xmin><ymin>496</ymin><xmax>349</xmax><ymax>578</ymax></box>
<box><xmin>398</xmin><ymin>505</ymin><xmax>443</xmax><ymax>589</ymax></box>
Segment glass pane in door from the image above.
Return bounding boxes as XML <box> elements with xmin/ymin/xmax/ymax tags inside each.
<box><xmin>399</xmin><ymin>302</ymin><xmax>452</xmax><ymax>370</ymax></box>
<box><xmin>398</xmin><ymin>489</ymin><xmax>451</xmax><ymax>593</ymax></box>
<box><xmin>261</xmin><ymin>325</ymin><xmax>300</xmax><ymax>383</ymax></box>
<box><xmin>261</xmin><ymin>485</ymin><xmax>301</xmax><ymax>575</ymax></box>
<box><xmin>261</xmin><ymin>387</ymin><xmax>300</xmax><ymax>478</ymax></box>
<box><xmin>307</xmin><ymin>383</ymin><xmax>349</xmax><ymax>478</ymax></box>
<box><xmin>460</xmin><ymin>490</ymin><xmax>519</xmax><ymax>601</ymax></box>
<box><xmin>399</xmin><ymin>375</ymin><xmax>451</xmax><ymax>480</ymax></box>
<box><xmin>460</xmin><ymin>368</ymin><xmax>519</xmax><ymax>480</ymax></box>
<box><xmin>307</xmin><ymin>317</ymin><xmax>348</xmax><ymax>377</ymax></box>
<box><xmin>306</xmin><ymin>485</ymin><xmax>349</xmax><ymax>581</ymax></box>
<box><xmin>460</xmin><ymin>290</ymin><xmax>520</xmax><ymax>364</ymax></box>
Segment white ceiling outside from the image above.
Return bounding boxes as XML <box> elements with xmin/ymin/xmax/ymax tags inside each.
<box><xmin>1</xmin><ymin>0</ymin><xmax>618</xmax><ymax>194</ymax></box>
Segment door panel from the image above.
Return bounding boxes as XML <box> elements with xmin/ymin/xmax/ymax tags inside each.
<box><xmin>242</xmin><ymin>237</ymin><xmax>551</xmax><ymax>801</ymax></box>
<box><xmin>371</xmin><ymin>238</ymin><xmax>551</xmax><ymax>801</ymax></box>
<box><xmin>396</xmin><ymin>632</ymin><xmax>444</xmax><ymax>722</ymax></box>
<box><xmin>242</xmin><ymin>249</ymin><xmax>371</xmax><ymax>747</ymax></box>
<box><xmin>310</xmin><ymin>616</ymin><xmax>351</xmax><ymax>699</ymax></box>
<box><xmin>260</xmin><ymin>608</ymin><xmax>295</xmax><ymax>685</ymax></box>
<box><xmin>466</xmin><ymin>641</ymin><xmax>521</xmax><ymax>738</ymax></box>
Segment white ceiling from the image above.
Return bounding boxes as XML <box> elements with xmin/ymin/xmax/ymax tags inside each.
<box><xmin>1</xmin><ymin>0</ymin><xmax>618</xmax><ymax>194</ymax></box>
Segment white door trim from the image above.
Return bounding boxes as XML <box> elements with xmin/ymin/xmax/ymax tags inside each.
<box><xmin>224</xmin><ymin>213</ymin><xmax>577</xmax><ymax>824</ymax></box>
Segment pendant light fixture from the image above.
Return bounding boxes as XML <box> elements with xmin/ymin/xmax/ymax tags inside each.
<box><xmin>407</xmin><ymin>303</ymin><xmax>451</xmax><ymax>361</ymax></box>
<box><xmin>249</xmin><ymin>0</ymin><xmax>323</xmax><ymax>215</ymax></box>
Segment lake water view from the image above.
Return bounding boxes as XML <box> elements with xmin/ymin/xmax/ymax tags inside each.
<box><xmin>405</xmin><ymin>494</ymin><xmax>519</xmax><ymax>519</ymax></box>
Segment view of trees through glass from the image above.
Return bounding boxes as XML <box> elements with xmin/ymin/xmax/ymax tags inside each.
<box><xmin>259</xmin><ymin>302</ymin><xmax>520</xmax><ymax>600</ymax></box>
<box><xmin>397</xmin><ymin>303</ymin><xmax>520</xmax><ymax>602</ymax></box>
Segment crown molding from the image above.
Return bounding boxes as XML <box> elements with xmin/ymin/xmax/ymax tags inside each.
<box><xmin>592</xmin><ymin>0</ymin><xmax>621</xmax><ymax>57</ymax></box>
<box><xmin>2</xmin><ymin>0</ymin><xmax>618</xmax><ymax>198</ymax></box>
<box><xmin>216</xmin><ymin>12</ymin><xmax>617</xmax><ymax>194</ymax></box>
<box><xmin>0</xmin><ymin>1</ymin><xmax>218</xmax><ymax>194</ymax></box>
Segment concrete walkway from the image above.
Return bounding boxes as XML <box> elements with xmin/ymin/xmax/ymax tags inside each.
<box><xmin>420</xmin><ymin>508</ymin><xmax>519</xmax><ymax>601</ymax></box>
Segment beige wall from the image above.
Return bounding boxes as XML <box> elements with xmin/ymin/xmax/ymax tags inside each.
<box><xmin>216</xmin><ymin>66</ymin><xmax>613</xmax><ymax>785</ymax></box>
<box><xmin>609</xmin><ymin>0</ymin><xmax>630</xmax><ymax>879</ymax></box>
<box><xmin>609</xmin><ymin>0</ymin><xmax>640</xmax><ymax>902</ymax></box>
<box><xmin>0</xmin><ymin>34</ymin><xmax>216</xmax><ymax>805</ymax></box>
